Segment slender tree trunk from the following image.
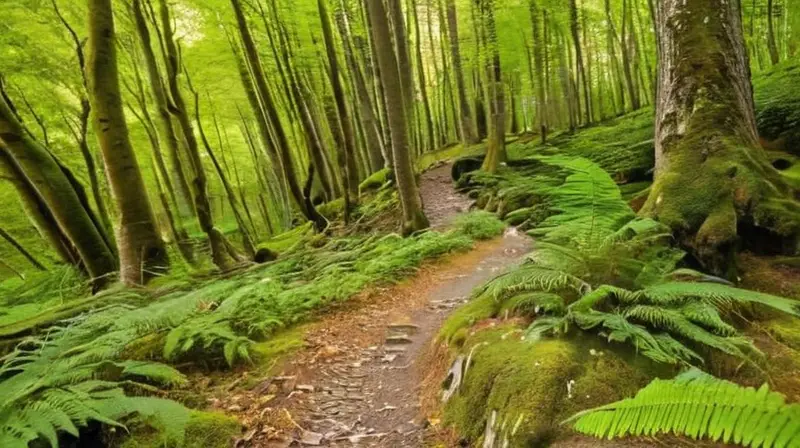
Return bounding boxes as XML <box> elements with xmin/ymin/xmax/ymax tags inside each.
<box><xmin>87</xmin><ymin>0</ymin><xmax>165</xmax><ymax>285</ymax></box>
<box><xmin>0</xmin><ymin>227</ymin><xmax>46</xmax><ymax>271</ymax></box>
<box><xmin>768</xmin><ymin>0</ymin><xmax>780</xmax><ymax>65</ymax></box>
<box><xmin>159</xmin><ymin>0</ymin><xmax>238</xmax><ymax>270</ymax></box>
<box><xmin>388</xmin><ymin>0</ymin><xmax>415</xmax><ymax>124</ymax></box>
<box><xmin>479</xmin><ymin>0</ymin><xmax>506</xmax><ymax>173</ymax></box>
<box><xmin>643</xmin><ymin>0</ymin><xmax>800</xmax><ymax>276</ymax></box>
<box><xmin>334</xmin><ymin>6</ymin><xmax>385</xmax><ymax>173</ymax></box>
<box><xmin>569</xmin><ymin>0</ymin><xmax>591</xmax><ymax>125</ymax></box>
<box><xmin>318</xmin><ymin>0</ymin><xmax>359</xmax><ymax>221</ymax></box>
<box><xmin>606</xmin><ymin>0</ymin><xmax>626</xmax><ymax>113</ymax></box>
<box><xmin>231</xmin><ymin>0</ymin><xmax>316</xmax><ymax>225</ymax></box>
<box><xmin>530</xmin><ymin>1</ymin><xmax>548</xmax><ymax>143</ymax></box>
<box><xmin>446</xmin><ymin>0</ymin><xmax>478</xmax><ymax>144</ymax></box>
<box><xmin>410</xmin><ymin>0</ymin><xmax>435</xmax><ymax>153</ymax></box>
<box><xmin>621</xmin><ymin>0</ymin><xmax>641</xmax><ymax>110</ymax></box>
<box><xmin>364</xmin><ymin>0</ymin><xmax>429</xmax><ymax>235</ymax></box>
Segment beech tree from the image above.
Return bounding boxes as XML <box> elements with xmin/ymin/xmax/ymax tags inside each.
<box><xmin>87</xmin><ymin>0</ymin><xmax>166</xmax><ymax>284</ymax></box>
<box><xmin>642</xmin><ymin>0</ymin><xmax>800</xmax><ymax>276</ymax></box>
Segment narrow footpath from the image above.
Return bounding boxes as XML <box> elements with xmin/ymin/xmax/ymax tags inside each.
<box><xmin>218</xmin><ymin>163</ymin><xmax>531</xmax><ymax>447</ymax></box>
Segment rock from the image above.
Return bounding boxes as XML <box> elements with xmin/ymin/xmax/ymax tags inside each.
<box><xmin>296</xmin><ymin>385</ymin><xmax>315</xmax><ymax>393</ymax></box>
<box><xmin>388</xmin><ymin>323</ymin><xmax>420</xmax><ymax>335</ymax></box>
<box><xmin>384</xmin><ymin>346</ymin><xmax>407</xmax><ymax>353</ymax></box>
<box><xmin>382</xmin><ymin>354</ymin><xmax>398</xmax><ymax>363</ymax></box>
<box><xmin>385</xmin><ymin>334</ymin><xmax>413</xmax><ymax>345</ymax></box>
<box><xmin>299</xmin><ymin>430</ymin><xmax>324</xmax><ymax>445</ymax></box>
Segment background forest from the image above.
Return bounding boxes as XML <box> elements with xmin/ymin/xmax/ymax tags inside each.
<box><xmin>2</xmin><ymin>0</ymin><xmax>800</xmax><ymax>446</ymax></box>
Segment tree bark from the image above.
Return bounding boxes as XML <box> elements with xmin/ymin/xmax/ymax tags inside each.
<box><xmin>642</xmin><ymin>0</ymin><xmax>800</xmax><ymax>276</ymax></box>
<box><xmin>479</xmin><ymin>0</ymin><xmax>506</xmax><ymax>173</ymax></box>
<box><xmin>767</xmin><ymin>0</ymin><xmax>780</xmax><ymax>65</ymax></box>
<box><xmin>411</xmin><ymin>0</ymin><xmax>435</xmax><ymax>153</ymax></box>
<box><xmin>87</xmin><ymin>0</ymin><xmax>166</xmax><ymax>285</ymax></box>
<box><xmin>231</xmin><ymin>0</ymin><xmax>315</xmax><ymax>224</ymax></box>
<box><xmin>446</xmin><ymin>0</ymin><xmax>477</xmax><ymax>144</ymax></box>
<box><xmin>530</xmin><ymin>1</ymin><xmax>548</xmax><ymax>143</ymax></box>
<box><xmin>364</xmin><ymin>0</ymin><xmax>429</xmax><ymax>235</ymax></box>
<box><xmin>569</xmin><ymin>0</ymin><xmax>591</xmax><ymax>125</ymax></box>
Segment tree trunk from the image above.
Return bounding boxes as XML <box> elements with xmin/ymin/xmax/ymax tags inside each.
<box><xmin>768</xmin><ymin>0</ymin><xmax>780</xmax><ymax>65</ymax></box>
<box><xmin>479</xmin><ymin>0</ymin><xmax>506</xmax><ymax>173</ymax></box>
<box><xmin>318</xmin><ymin>0</ymin><xmax>359</xmax><ymax>218</ymax></box>
<box><xmin>569</xmin><ymin>0</ymin><xmax>591</xmax><ymax>125</ymax></box>
<box><xmin>131</xmin><ymin>0</ymin><xmax>195</xmax><ymax>220</ymax></box>
<box><xmin>87</xmin><ymin>0</ymin><xmax>166</xmax><ymax>285</ymax></box>
<box><xmin>446</xmin><ymin>0</ymin><xmax>478</xmax><ymax>144</ymax></box>
<box><xmin>530</xmin><ymin>1</ymin><xmax>548</xmax><ymax>143</ymax></box>
<box><xmin>605</xmin><ymin>0</ymin><xmax>626</xmax><ymax>113</ymax></box>
<box><xmin>0</xmin><ymin>227</ymin><xmax>46</xmax><ymax>271</ymax></box>
<box><xmin>364</xmin><ymin>0</ymin><xmax>429</xmax><ymax>235</ymax></box>
<box><xmin>642</xmin><ymin>0</ymin><xmax>800</xmax><ymax>276</ymax></box>
<box><xmin>231</xmin><ymin>0</ymin><xmax>315</xmax><ymax>224</ymax></box>
<box><xmin>620</xmin><ymin>0</ymin><xmax>641</xmax><ymax>111</ymax></box>
<box><xmin>159</xmin><ymin>0</ymin><xmax>238</xmax><ymax>270</ymax></box>
<box><xmin>411</xmin><ymin>0</ymin><xmax>435</xmax><ymax>153</ymax></box>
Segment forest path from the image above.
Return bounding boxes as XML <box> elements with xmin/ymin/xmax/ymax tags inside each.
<box><xmin>227</xmin><ymin>163</ymin><xmax>531</xmax><ymax>447</ymax></box>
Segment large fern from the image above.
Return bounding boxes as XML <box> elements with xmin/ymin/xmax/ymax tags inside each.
<box><xmin>565</xmin><ymin>369</ymin><xmax>800</xmax><ymax>447</ymax></box>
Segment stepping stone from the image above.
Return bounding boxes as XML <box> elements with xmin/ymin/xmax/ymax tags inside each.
<box><xmin>388</xmin><ymin>323</ymin><xmax>420</xmax><ymax>335</ymax></box>
<box><xmin>385</xmin><ymin>346</ymin><xmax>407</xmax><ymax>353</ymax></box>
<box><xmin>385</xmin><ymin>334</ymin><xmax>413</xmax><ymax>345</ymax></box>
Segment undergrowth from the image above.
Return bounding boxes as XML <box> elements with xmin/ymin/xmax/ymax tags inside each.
<box><xmin>0</xmin><ymin>209</ymin><xmax>498</xmax><ymax>446</ymax></box>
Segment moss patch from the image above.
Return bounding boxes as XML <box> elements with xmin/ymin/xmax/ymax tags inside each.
<box><xmin>119</xmin><ymin>410</ymin><xmax>240</xmax><ymax>448</ymax></box>
<box><xmin>452</xmin><ymin>211</ymin><xmax>506</xmax><ymax>241</ymax></box>
<box><xmin>442</xmin><ymin>325</ymin><xmax>660</xmax><ymax>446</ymax></box>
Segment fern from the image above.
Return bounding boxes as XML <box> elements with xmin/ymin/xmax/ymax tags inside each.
<box><xmin>566</xmin><ymin>369</ymin><xmax>800</xmax><ymax>447</ymax></box>
<box><xmin>643</xmin><ymin>282</ymin><xmax>800</xmax><ymax>316</ymax></box>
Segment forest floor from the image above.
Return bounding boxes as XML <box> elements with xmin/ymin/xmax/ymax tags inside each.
<box><xmin>205</xmin><ymin>163</ymin><xmax>531</xmax><ymax>447</ymax></box>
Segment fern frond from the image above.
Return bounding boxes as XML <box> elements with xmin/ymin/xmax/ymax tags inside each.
<box><xmin>565</xmin><ymin>370</ymin><xmax>800</xmax><ymax>447</ymax></box>
<box><xmin>478</xmin><ymin>266</ymin><xmax>589</xmax><ymax>300</ymax></box>
<box><xmin>644</xmin><ymin>282</ymin><xmax>800</xmax><ymax>316</ymax></box>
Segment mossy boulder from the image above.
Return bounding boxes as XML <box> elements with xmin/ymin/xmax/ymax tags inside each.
<box><xmin>358</xmin><ymin>168</ymin><xmax>392</xmax><ymax>193</ymax></box>
<box><xmin>119</xmin><ymin>410</ymin><xmax>241</xmax><ymax>448</ymax></box>
<box><xmin>442</xmin><ymin>325</ymin><xmax>661</xmax><ymax>446</ymax></box>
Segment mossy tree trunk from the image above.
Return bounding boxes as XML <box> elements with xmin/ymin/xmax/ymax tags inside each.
<box><xmin>364</xmin><ymin>0</ymin><xmax>429</xmax><ymax>236</ymax></box>
<box><xmin>767</xmin><ymin>0</ymin><xmax>780</xmax><ymax>65</ymax></box>
<box><xmin>87</xmin><ymin>0</ymin><xmax>166</xmax><ymax>285</ymax></box>
<box><xmin>410</xmin><ymin>0</ymin><xmax>435</xmax><ymax>153</ymax></box>
<box><xmin>131</xmin><ymin>0</ymin><xmax>195</xmax><ymax>221</ymax></box>
<box><xmin>530</xmin><ymin>1</ymin><xmax>548</xmax><ymax>143</ymax></box>
<box><xmin>158</xmin><ymin>0</ymin><xmax>239</xmax><ymax>270</ymax></box>
<box><xmin>478</xmin><ymin>0</ymin><xmax>506</xmax><ymax>173</ymax></box>
<box><xmin>642</xmin><ymin>0</ymin><xmax>800</xmax><ymax>276</ymax></box>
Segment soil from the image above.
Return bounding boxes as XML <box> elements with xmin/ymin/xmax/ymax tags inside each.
<box><xmin>211</xmin><ymin>163</ymin><xmax>531</xmax><ymax>447</ymax></box>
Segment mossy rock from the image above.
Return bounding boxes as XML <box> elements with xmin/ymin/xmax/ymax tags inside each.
<box><xmin>443</xmin><ymin>325</ymin><xmax>660</xmax><ymax>446</ymax></box>
<box><xmin>359</xmin><ymin>168</ymin><xmax>392</xmax><ymax>193</ymax></box>
<box><xmin>119</xmin><ymin>411</ymin><xmax>241</xmax><ymax>448</ymax></box>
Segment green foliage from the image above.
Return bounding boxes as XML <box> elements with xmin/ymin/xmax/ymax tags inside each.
<box><xmin>0</xmin><ymin>305</ymin><xmax>190</xmax><ymax>448</ymax></box>
<box><xmin>452</xmin><ymin>211</ymin><xmax>506</xmax><ymax>240</ymax></box>
<box><xmin>465</xmin><ymin>155</ymin><xmax>800</xmax><ymax>366</ymax></box>
<box><xmin>753</xmin><ymin>62</ymin><xmax>800</xmax><ymax>152</ymax></box>
<box><xmin>567</xmin><ymin>369</ymin><xmax>800</xmax><ymax>447</ymax></box>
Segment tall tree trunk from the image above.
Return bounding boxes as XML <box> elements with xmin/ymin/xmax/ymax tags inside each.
<box><xmin>621</xmin><ymin>0</ymin><xmax>641</xmax><ymax>110</ymax></box>
<box><xmin>231</xmin><ymin>0</ymin><xmax>316</xmax><ymax>224</ymax></box>
<box><xmin>643</xmin><ymin>0</ymin><xmax>800</xmax><ymax>276</ymax></box>
<box><xmin>605</xmin><ymin>0</ymin><xmax>626</xmax><ymax>113</ymax></box>
<box><xmin>569</xmin><ymin>0</ymin><xmax>591</xmax><ymax>125</ymax></box>
<box><xmin>87</xmin><ymin>0</ymin><xmax>166</xmax><ymax>285</ymax></box>
<box><xmin>364</xmin><ymin>0</ymin><xmax>429</xmax><ymax>235</ymax></box>
<box><xmin>530</xmin><ymin>1</ymin><xmax>548</xmax><ymax>143</ymax></box>
<box><xmin>768</xmin><ymin>0</ymin><xmax>780</xmax><ymax>65</ymax></box>
<box><xmin>479</xmin><ymin>0</ymin><xmax>506</xmax><ymax>173</ymax></box>
<box><xmin>388</xmin><ymin>0</ymin><xmax>415</xmax><ymax>125</ymax></box>
<box><xmin>0</xmin><ymin>227</ymin><xmax>46</xmax><ymax>271</ymax></box>
<box><xmin>131</xmin><ymin>0</ymin><xmax>195</xmax><ymax>220</ymax></box>
<box><xmin>159</xmin><ymin>0</ymin><xmax>238</xmax><ymax>270</ymax></box>
<box><xmin>446</xmin><ymin>0</ymin><xmax>478</xmax><ymax>144</ymax></box>
<box><xmin>410</xmin><ymin>0</ymin><xmax>435</xmax><ymax>153</ymax></box>
<box><xmin>335</xmin><ymin>7</ymin><xmax>385</xmax><ymax>173</ymax></box>
<box><xmin>318</xmin><ymin>0</ymin><xmax>359</xmax><ymax>220</ymax></box>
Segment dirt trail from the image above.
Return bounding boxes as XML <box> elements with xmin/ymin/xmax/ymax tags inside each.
<box><xmin>221</xmin><ymin>164</ymin><xmax>531</xmax><ymax>447</ymax></box>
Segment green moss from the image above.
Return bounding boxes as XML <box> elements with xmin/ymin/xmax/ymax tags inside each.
<box><xmin>438</xmin><ymin>294</ymin><xmax>500</xmax><ymax>346</ymax></box>
<box><xmin>258</xmin><ymin>222</ymin><xmax>313</xmax><ymax>253</ymax></box>
<box><xmin>753</xmin><ymin>62</ymin><xmax>800</xmax><ymax>154</ymax></box>
<box><xmin>251</xmin><ymin>326</ymin><xmax>305</xmax><ymax>366</ymax></box>
<box><xmin>452</xmin><ymin>211</ymin><xmax>506</xmax><ymax>241</ymax></box>
<box><xmin>443</xmin><ymin>326</ymin><xmax>663</xmax><ymax>446</ymax></box>
<box><xmin>120</xmin><ymin>411</ymin><xmax>240</xmax><ymax>448</ymax></box>
<box><xmin>764</xmin><ymin>316</ymin><xmax>800</xmax><ymax>351</ymax></box>
<box><xmin>358</xmin><ymin>168</ymin><xmax>391</xmax><ymax>193</ymax></box>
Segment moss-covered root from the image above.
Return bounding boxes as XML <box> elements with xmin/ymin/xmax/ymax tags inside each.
<box><xmin>443</xmin><ymin>326</ymin><xmax>657</xmax><ymax>446</ymax></box>
<box><xmin>641</xmin><ymin>137</ymin><xmax>800</xmax><ymax>277</ymax></box>
<box><xmin>120</xmin><ymin>410</ymin><xmax>241</xmax><ymax>448</ymax></box>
